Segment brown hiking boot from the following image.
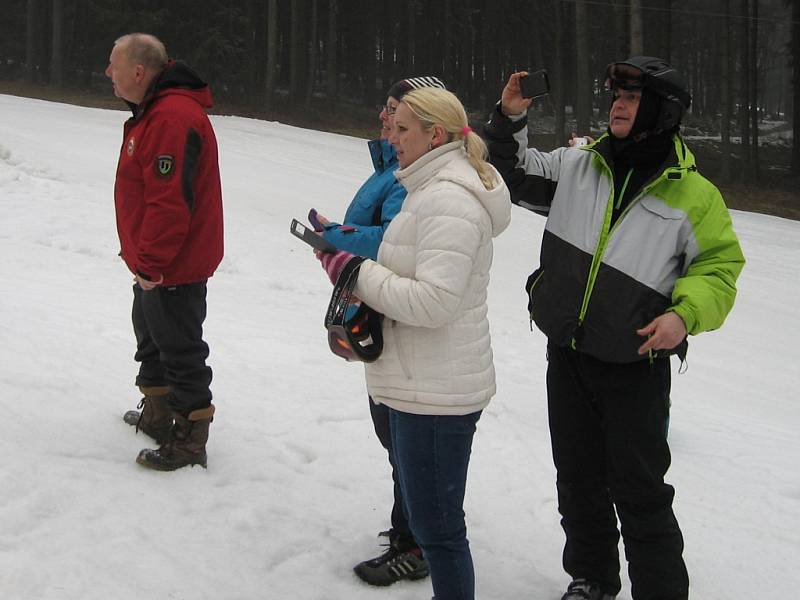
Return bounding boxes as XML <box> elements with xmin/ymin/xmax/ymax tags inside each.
<box><xmin>136</xmin><ymin>404</ymin><xmax>215</xmax><ymax>471</ymax></box>
<box><xmin>123</xmin><ymin>387</ymin><xmax>173</xmax><ymax>444</ymax></box>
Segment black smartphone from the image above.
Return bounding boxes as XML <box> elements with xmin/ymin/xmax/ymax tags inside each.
<box><xmin>290</xmin><ymin>218</ymin><xmax>338</xmax><ymax>253</ymax></box>
<box><xmin>520</xmin><ymin>69</ymin><xmax>550</xmax><ymax>99</ymax></box>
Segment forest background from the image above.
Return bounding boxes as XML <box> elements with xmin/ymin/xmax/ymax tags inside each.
<box><xmin>1</xmin><ymin>0</ymin><xmax>798</xmax><ymax>219</ymax></box>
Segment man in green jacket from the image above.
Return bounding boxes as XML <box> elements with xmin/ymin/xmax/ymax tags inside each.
<box><xmin>484</xmin><ymin>57</ymin><xmax>744</xmax><ymax>600</ymax></box>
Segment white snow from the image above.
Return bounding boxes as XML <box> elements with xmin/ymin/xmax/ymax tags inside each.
<box><xmin>0</xmin><ymin>93</ymin><xmax>798</xmax><ymax>600</ymax></box>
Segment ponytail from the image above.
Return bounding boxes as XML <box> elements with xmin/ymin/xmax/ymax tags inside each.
<box><xmin>461</xmin><ymin>130</ymin><xmax>497</xmax><ymax>190</ymax></box>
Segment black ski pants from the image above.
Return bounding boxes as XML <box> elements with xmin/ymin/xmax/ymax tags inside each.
<box><xmin>546</xmin><ymin>343</ymin><xmax>688</xmax><ymax>600</ymax></box>
<box><xmin>368</xmin><ymin>397</ymin><xmax>417</xmax><ymax>548</ymax></box>
<box><xmin>132</xmin><ymin>281</ymin><xmax>213</xmax><ymax>414</ymax></box>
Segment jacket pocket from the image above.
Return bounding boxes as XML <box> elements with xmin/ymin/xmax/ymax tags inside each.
<box><xmin>525</xmin><ymin>268</ymin><xmax>545</xmax><ymax>315</ymax></box>
<box><xmin>392</xmin><ymin>320</ymin><xmax>413</xmax><ymax>380</ymax></box>
<box><xmin>639</xmin><ymin>196</ymin><xmax>685</xmax><ymax>221</ymax></box>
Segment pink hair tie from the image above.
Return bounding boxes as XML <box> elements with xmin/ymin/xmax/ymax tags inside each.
<box><xmin>461</xmin><ymin>126</ymin><xmax>472</xmax><ymax>136</ymax></box>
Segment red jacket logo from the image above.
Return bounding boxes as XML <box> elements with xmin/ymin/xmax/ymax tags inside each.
<box><xmin>156</xmin><ymin>155</ymin><xmax>175</xmax><ymax>177</ymax></box>
<box><xmin>127</xmin><ymin>137</ymin><xmax>135</xmax><ymax>156</ymax></box>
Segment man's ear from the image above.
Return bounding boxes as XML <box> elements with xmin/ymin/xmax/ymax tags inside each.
<box><xmin>134</xmin><ymin>64</ymin><xmax>146</xmax><ymax>83</ymax></box>
<box><xmin>431</xmin><ymin>124</ymin><xmax>447</xmax><ymax>148</ymax></box>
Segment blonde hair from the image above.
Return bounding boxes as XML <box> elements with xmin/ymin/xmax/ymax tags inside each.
<box><xmin>115</xmin><ymin>33</ymin><xmax>168</xmax><ymax>71</ymax></box>
<box><xmin>400</xmin><ymin>88</ymin><xmax>498</xmax><ymax>190</ymax></box>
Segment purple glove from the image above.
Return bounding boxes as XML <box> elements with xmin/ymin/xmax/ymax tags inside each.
<box><xmin>308</xmin><ymin>208</ymin><xmax>325</xmax><ymax>232</ymax></box>
<box><xmin>319</xmin><ymin>249</ymin><xmax>355</xmax><ymax>285</ymax></box>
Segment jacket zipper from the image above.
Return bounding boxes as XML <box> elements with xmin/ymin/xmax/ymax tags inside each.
<box><xmin>571</xmin><ymin>153</ymin><xmax>616</xmax><ymax>348</ymax></box>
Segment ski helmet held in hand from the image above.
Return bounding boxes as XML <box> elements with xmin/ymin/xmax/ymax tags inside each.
<box><xmin>324</xmin><ymin>257</ymin><xmax>384</xmax><ymax>363</ymax></box>
<box><xmin>604</xmin><ymin>56</ymin><xmax>691</xmax><ymax>134</ymax></box>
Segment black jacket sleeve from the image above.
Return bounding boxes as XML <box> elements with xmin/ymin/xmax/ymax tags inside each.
<box><xmin>484</xmin><ymin>104</ymin><xmax>558</xmax><ymax>216</ymax></box>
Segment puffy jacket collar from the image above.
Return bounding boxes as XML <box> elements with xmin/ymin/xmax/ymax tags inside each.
<box><xmin>395</xmin><ymin>141</ymin><xmax>464</xmax><ymax>192</ymax></box>
<box><xmin>396</xmin><ymin>141</ymin><xmax>511</xmax><ymax>238</ymax></box>
<box><xmin>367</xmin><ymin>138</ymin><xmax>397</xmax><ymax>172</ymax></box>
<box><xmin>129</xmin><ymin>60</ymin><xmax>213</xmax><ymax>119</ymax></box>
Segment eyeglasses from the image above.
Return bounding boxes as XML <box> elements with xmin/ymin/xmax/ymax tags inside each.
<box><xmin>379</xmin><ymin>103</ymin><xmax>398</xmax><ymax>116</ymax></box>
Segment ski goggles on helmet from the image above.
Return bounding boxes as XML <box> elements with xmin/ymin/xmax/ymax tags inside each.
<box><xmin>604</xmin><ymin>59</ymin><xmax>691</xmax><ymax>110</ymax></box>
<box><xmin>603</xmin><ymin>62</ymin><xmax>646</xmax><ymax>93</ymax></box>
<box><xmin>325</xmin><ymin>258</ymin><xmax>383</xmax><ymax>363</ymax></box>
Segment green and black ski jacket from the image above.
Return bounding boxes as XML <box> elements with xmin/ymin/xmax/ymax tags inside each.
<box><xmin>484</xmin><ymin>106</ymin><xmax>745</xmax><ymax>364</ymax></box>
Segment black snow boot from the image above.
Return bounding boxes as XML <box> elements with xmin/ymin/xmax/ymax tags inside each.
<box><xmin>136</xmin><ymin>404</ymin><xmax>215</xmax><ymax>471</ymax></box>
<box><xmin>123</xmin><ymin>387</ymin><xmax>173</xmax><ymax>444</ymax></box>
<box><xmin>353</xmin><ymin>529</ymin><xmax>429</xmax><ymax>586</ymax></box>
<box><xmin>560</xmin><ymin>579</ymin><xmax>616</xmax><ymax>600</ymax></box>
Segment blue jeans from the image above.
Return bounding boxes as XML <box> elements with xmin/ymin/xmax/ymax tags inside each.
<box><xmin>389</xmin><ymin>408</ymin><xmax>481</xmax><ymax>600</ymax></box>
<box><xmin>368</xmin><ymin>398</ymin><xmax>415</xmax><ymax>545</ymax></box>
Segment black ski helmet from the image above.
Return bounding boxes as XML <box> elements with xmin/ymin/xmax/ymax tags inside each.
<box><xmin>324</xmin><ymin>257</ymin><xmax>384</xmax><ymax>363</ymax></box>
<box><xmin>604</xmin><ymin>56</ymin><xmax>691</xmax><ymax>134</ymax></box>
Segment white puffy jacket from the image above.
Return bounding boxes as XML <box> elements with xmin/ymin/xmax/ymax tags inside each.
<box><xmin>354</xmin><ymin>141</ymin><xmax>512</xmax><ymax>415</ymax></box>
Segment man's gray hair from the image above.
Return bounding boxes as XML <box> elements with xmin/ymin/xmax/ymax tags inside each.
<box><xmin>115</xmin><ymin>33</ymin><xmax>168</xmax><ymax>71</ymax></box>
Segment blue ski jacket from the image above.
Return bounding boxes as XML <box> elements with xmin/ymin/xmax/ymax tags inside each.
<box><xmin>321</xmin><ymin>138</ymin><xmax>406</xmax><ymax>260</ymax></box>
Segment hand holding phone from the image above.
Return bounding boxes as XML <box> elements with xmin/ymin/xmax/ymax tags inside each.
<box><xmin>308</xmin><ymin>208</ymin><xmax>328</xmax><ymax>232</ymax></box>
<box><xmin>290</xmin><ymin>218</ymin><xmax>338</xmax><ymax>253</ymax></box>
<box><xmin>520</xmin><ymin>69</ymin><xmax>550</xmax><ymax>100</ymax></box>
<box><xmin>569</xmin><ymin>133</ymin><xmax>594</xmax><ymax>148</ymax></box>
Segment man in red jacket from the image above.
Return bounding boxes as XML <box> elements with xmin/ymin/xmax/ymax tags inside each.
<box><xmin>106</xmin><ymin>33</ymin><xmax>223</xmax><ymax>471</ymax></box>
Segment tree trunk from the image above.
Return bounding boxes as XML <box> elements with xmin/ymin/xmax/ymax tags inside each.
<box><xmin>289</xmin><ymin>0</ymin><xmax>307</xmax><ymax>103</ymax></box>
<box><xmin>749</xmin><ymin>0</ymin><xmax>759</xmax><ymax>182</ymax></box>
<box><xmin>666</xmin><ymin>0</ymin><xmax>673</xmax><ymax>61</ymax></box>
<box><xmin>378</xmin><ymin>0</ymin><xmax>393</xmax><ymax>95</ymax></box>
<box><xmin>305</xmin><ymin>0</ymin><xmax>318</xmax><ymax>108</ymax></box>
<box><xmin>442</xmin><ymin>0</ymin><xmax>452</xmax><ymax>80</ymax></box>
<box><xmin>70</xmin><ymin>0</ymin><xmax>91</xmax><ymax>87</ymax></box>
<box><xmin>613</xmin><ymin>0</ymin><xmax>628</xmax><ymax>59</ymax></box>
<box><xmin>50</xmin><ymin>0</ymin><xmax>62</xmax><ymax>86</ymax></box>
<box><xmin>362</xmin><ymin>2</ymin><xmax>378</xmax><ymax>105</ymax></box>
<box><xmin>553</xmin><ymin>0</ymin><xmax>567</xmax><ymax>144</ymax></box>
<box><xmin>575</xmin><ymin>0</ymin><xmax>591</xmax><ymax>133</ymax></box>
<box><xmin>393</xmin><ymin>1</ymin><xmax>409</xmax><ymax>77</ymax></box>
<box><xmin>247</xmin><ymin>0</ymin><xmax>266</xmax><ymax>105</ymax></box>
<box><xmin>792</xmin><ymin>0</ymin><xmax>800</xmax><ymax>174</ymax></box>
<box><xmin>480</xmin><ymin>1</ymin><xmax>499</xmax><ymax>106</ymax></box>
<box><xmin>26</xmin><ymin>0</ymin><xmax>38</xmax><ymax>82</ymax></box>
<box><xmin>630</xmin><ymin>0</ymin><xmax>643</xmax><ymax>56</ymax></box>
<box><xmin>531</xmin><ymin>0</ymin><xmax>547</xmax><ymax>84</ymax></box>
<box><xmin>470</xmin><ymin>4</ymin><xmax>484</xmax><ymax>105</ymax></box>
<box><xmin>720</xmin><ymin>0</ymin><xmax>732</xmax><ymax>183</ymax></box>
<box><xmin>408</xmin><ymin>1</ymin><xmax>416</xmax><ymax>74</ymax></box>
<box><xmin>326</xmin><ymin>0</ymin><xmax>338</xmax><ymax>102</ymax></box>
<box><xmin>739</xmin><ymin>0</ymin><xmax>751</xmax><ymax>182</ymax></box>
<box><xmin>265</xmin><ymin>0</ymin><xmax>278</xmax><ymax>108</ymax></box>
<box><xmin>458</xmin><ymin>1</ymin><xmax>475</xmax><ymax>105</ymax></box>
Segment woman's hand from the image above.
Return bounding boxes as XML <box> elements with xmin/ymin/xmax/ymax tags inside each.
<box><xmin>308</xmin><ymin>208</ymin><xmax>330</xmax><ymax>232</ymax></box>
<box><xmin>317</xmin><ymin>249</ymin><xmax>355</xmax><ymax>285</ymax></box>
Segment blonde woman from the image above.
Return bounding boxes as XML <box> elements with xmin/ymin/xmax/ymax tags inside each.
<box><xmin>317</xmin><ymin>87</ymin><xmax>511</xmax><ymax>599</ymax></box>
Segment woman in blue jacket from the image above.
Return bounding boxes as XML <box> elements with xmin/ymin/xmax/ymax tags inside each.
<box><xmin>310</xmin><ymin>76</ymin><xmax>446</xmax><ymax>587</ymax></box>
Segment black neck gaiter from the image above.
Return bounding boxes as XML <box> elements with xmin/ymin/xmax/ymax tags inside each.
<box><xmin>607</xmin><ymin>89</ymin><xmax>675</xmax><ymax>224</ymax></box>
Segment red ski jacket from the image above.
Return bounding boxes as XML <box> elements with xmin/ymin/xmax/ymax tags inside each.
<box><xmin>114</xmin><ymin>61</ymin><xmax>223</xmax><ymax>286</ymax></box>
